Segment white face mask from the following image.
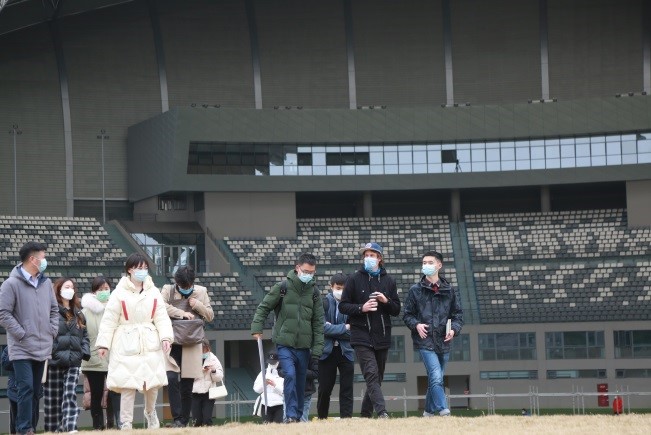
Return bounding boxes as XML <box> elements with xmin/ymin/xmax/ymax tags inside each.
<box><xmin>61</xmin><ymin>287</ymin><xmax>75</xmax><ymax>300</ymax></box>
<box><xmin>333</xmin><ymin>289</ymin><xmax>343</xmax><ymax>300</ymax></box>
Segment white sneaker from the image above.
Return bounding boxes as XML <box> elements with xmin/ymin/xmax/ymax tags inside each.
<box><xmin>439</xmin><ymin>408</ymin><xmax>451</xmax><ymax>416</ymax></box>
<box><xmin>144</xmin><ymin>410</ymin><xmax>160</xmax><ymax>429</ymax></box>
<box><xmin>423</xmin><ymin>411</ymin><xmax>436</xmax><ymax>417</ymax></box>
<box><xmin>120</xmin><ymin>422</ymin><xmax>133</xmax><ymax>431</ymax></box>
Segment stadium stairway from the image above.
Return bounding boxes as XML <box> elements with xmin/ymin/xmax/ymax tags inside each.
<box><xmin>450</xmin><ymin>221</ymin><xmax>479</xmax><ymax>324</ymax></box>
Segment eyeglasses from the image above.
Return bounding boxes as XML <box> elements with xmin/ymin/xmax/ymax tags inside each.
<box><xmin>299</xmin><ymin>268</ymin><xmax>316</xmax><ymax>275</ymax></box>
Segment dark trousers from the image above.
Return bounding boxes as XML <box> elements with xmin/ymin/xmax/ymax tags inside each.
<box><xmin>83</xmin><ymin>371</ymin><xmax>119</xmax><ymax>429</ymax></box>
<box><xmin>355</xmin><ymin>346</ymin><xmax>388</xmax><ymax>417</ymax></box>
<box><xmin>191</xmin><ymin>393</ymin><xmax>214</xmax><ymax>426</ymax></box>
<box><xmin>12</xmin><ymin>359</ymin><xmax>45</xmax><ymax>434</ymax></box>
<box><xmin>108</xmin><ymin>391</ymin><xmax>121</xmax><ymax>428</ymax></box>
<box><xmin>9</xmin><ymin>399</ymin><xmax>17</xmax><ymax>434</ymax></box>
<box><xmin>317</xmin><ymin>346</ymin><xmax>354</xmax><ymax>419</ymax></box>
<box><xmin>166</xmin><ymin>344</ymin><xmax>193</xmax><ymax>425</ymax></box>
<box><xmin>262</xmin><ymin>405</ymin><xmax>284</xmax><ymax>423</ymax></box>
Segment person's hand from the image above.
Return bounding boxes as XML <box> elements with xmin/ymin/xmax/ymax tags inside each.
<box><xmin>183</xmin><ymin>311</ymin><xmax>195</xmax><ymax>319</ymax></box>
<box><xmin>98</xmin><ymin>348</ymin><xmax>108</xmax><ymax>359</ymax></box>
<box><xmin>203</xmin><ymin>366</ymin><xmax>210</xmax><ymax>371</ymax></box>
<box><xmin>362</xmin><ymin>299</ymin><xmax>378</xmax><ymax>312</ymax></box>
<box><xmin>266</xmin><ymin>379</ymin><xmax>276</xmax><ymax>387</ymax></box>
<box><xmin>162</xmin><ymin>340</ymin><xmax>171</xmax><ymax>353</ymax></box>
<box><xmin>188</xmin><ymin>298</ymin><xmax>197</xmax><ymax>308</ymax></box>
<box><xmin>416</xmin><ymin>323</ymin><xmax>429</xmax><ymax>339</ymax></box>
<box><xmin>345</xmin><ymin>324</ymin><xmax>350</xmax><ymax>330</ymax></box>
<box><xmin>310</xmin><ymin>357</ymin><xmax>320</xmax><ymax>377</ymax></box>
<box><xmin>325</xmin><ymin>321</ymin><xmax>331</xmax><ymax>326</ymax></box>
<box><xmin>444</xmin><ymin>329</ymin><xmax>455</xmax><ymax>342</ymax></box>
<box><xmin>374</xmin><ymin>292</ymin><xmax>388</xmax><ymax>304</ymax></box>
<box><xmin>252</xmin><ymin>333</ymin><xmax>262</xmax><ymax>340</ymax></box>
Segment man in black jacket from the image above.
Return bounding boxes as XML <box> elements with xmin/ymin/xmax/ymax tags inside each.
<box><xmin>403</xmin><ymin>251</ymin><xmax>463</xmax><ymax>417</ymax></box>
<box><xmin>339</xmin><ymin>242</ymin><xmax>401</xmax><ymax>419</ymax></box>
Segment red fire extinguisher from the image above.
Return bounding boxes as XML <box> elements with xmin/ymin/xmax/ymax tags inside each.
<box><xmin>613</xmin><ymin>395</ymin><xmax>623</xmax><ymax>415</ymax></box>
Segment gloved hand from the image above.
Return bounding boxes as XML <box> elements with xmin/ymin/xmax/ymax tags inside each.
<box><xmin>310</xmin><ymin>357</ymin><xmax>320</xmax><ymax>378</ymax></box>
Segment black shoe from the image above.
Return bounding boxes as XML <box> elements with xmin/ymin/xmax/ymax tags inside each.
<box><xmin>378</xmin><ymin>412</ymin><xmax>390</xmax><ymax>419</ymax></box>
<box><xmin>285</xmin><ymin>417</ymin><xmax>298</xmax><ymax>423</ymax></box>
<box><xmin>173</xmin><ymin>419</ymin><xmax>186</xmax><ymax>428</ymax></box>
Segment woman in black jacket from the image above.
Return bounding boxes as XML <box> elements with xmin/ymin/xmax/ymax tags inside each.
<box><xmin>44</xmin><ymin>277</ymin><xmax>90</xmax><ymax>433</ymax></box>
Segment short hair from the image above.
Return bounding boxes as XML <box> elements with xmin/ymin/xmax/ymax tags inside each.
<box><xmin>330</xmin><ymin>273</ymin><xmax>347</xmax><ymax>286</ymax></box>
<box><xmin>124</xmin><ymin>253</ymin><xmax>150</xmax><ymax>275</ymax></box>
<box><xmin>91</xmin><ymin>276</ymin><xmax>112</xmax><ymax>293</ymax></box>
<box><xmin>19</xmin><ymin>241</ymin><xmax>47</xmax><ymax>263</ymax></box>
<box><xmin>296</xmin><ymin>253</ymin><xmax>317</xmax><ymax>267</ymax></box>
<box><xmin>202</xmin><ymin>339</ymin><xmax>211</xmax><ymax>349</ymax></box>
<box><xmin>174</xmin><ymin>266</ymin><xmax>196</xmax><ymax>289</ymax></box>
<box><xmin>422</xmin><ymin>250</ymin><xmax>443</xmax><ymax>263</ymax></box>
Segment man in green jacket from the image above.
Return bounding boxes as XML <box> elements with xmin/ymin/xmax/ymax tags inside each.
<box><xmin>251</xmin><ymin>253</ymin><xmax>325</xmax><ymax>423</ymax></box>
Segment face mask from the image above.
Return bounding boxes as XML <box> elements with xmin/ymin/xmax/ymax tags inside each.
<box><xmin>178</xmin><ymin>287</ymin><xmax>194</xmax><ymax>296</ymax></box>
<box><xmin>422</xmin><ymin>264</ymin><xmax>439</xmax><ymax>276</ymax></box>
<box><xmin>364</xmin><ymin>256</ymin><xmax>378</xmax><ymax>272</ymax></box>
<box><xmin>96</xmin><ymin>290</ymin><xmax>110</xmax><ymax>303</ymax></box>
<box><xmin>61</xmin><ymin>288</ymin><xmax>75</xmax><ymax>300</ymax></box>
<box><xmin>298</xmin><ymin>272</ymin><xmax>313</xmax><ymax>284</ymax></box>
<box><xmin>202</xmin><ymin>352</ymin><xmax>210</xmax><ymax>359</ymax></box>
<box><xmin>132</xmin><ymin>269</ymin><xmax>148</xmax><ymax>282</ymax></box>
<box><xmin>269</xmin><ymin>362</ymin><xmax>279</xmax><ymax>369</ymax></box>
<box><xmin>34</xmin><ymin>257</ymin><xmax>47</xmax><ymax>273</ymax></box>
<box><xmin>333</xmin><ymin>289</ymin><xmax>343</xmax><ymax>300</ymax></box>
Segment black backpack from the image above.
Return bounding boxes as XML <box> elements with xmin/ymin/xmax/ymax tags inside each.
<box><xmin>273</xmin><ymin>280</ymin><xmax>323</xmax><ymax>320</ymax></box>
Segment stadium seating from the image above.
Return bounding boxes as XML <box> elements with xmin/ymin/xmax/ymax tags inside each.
<box><xmin>194</xmin><ymin>273</ymin><xmax>259</xmax><ymax>330</ymax></box>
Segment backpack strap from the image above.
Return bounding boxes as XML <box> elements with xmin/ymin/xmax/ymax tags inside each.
<box><xmin>273</xmin><ymin>280</ymin><xmax>288</xmax><ymax>318</ymax></box>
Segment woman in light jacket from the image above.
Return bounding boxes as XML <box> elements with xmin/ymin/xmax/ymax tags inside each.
<box><xmin>191</xmin><ymin>339</ymin><xmax>224</xmax><ymax>426</ymax></box>
<box><xmin>161</xmin><ymin>266</ymin><xmax>214</xmax><ymax>427</ymax></box>
<box><xmin>81</xmin><ymin>276</ymin><xmax>120</xmax><ymax>429</ymax></box>
<box><xmin>96</xmin><ymin>253</ymin><xmax>173</xmax><ymax>431</ymax></box>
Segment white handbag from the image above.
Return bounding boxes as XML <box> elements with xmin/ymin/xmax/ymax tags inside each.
<box><xmin>209</xmin><ymin>381</ymin><xmax>228</xmax><ymax>400</ymax></box>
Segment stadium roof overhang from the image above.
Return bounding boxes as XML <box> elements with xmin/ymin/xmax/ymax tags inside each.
<box><xmin>0</xmin><ymin>0</ymin><xmax>136</xmax><ymax>36</ymax></box>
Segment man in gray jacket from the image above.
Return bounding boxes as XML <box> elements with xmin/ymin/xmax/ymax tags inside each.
<box><xmin>0</xmin><ymin>241</ymin><xmax>59</xmax><ymax>435</ymax></box>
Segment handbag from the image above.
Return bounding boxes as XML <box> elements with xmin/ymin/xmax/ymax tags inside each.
<box><xmin>209</xmin><ymin>381</ymin><xmax>228</xmax><ymax>400</ymax></box>
<box><xmin>168</xmin><ymin>293</ymin><xmax>206</xmax><ymax>345</ymax></box>
<box><xmin>82</xmin><ymin>375</ymin><xmax>109</xmax><ymax>410</ymax></box>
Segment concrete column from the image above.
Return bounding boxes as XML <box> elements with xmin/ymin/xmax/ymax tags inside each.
<box><xmin>363</xmin><ymin>191</ymin><xmax>373</xmax><ymax>218</ymax></box>
<box><xmin>540</xmin><ymin>185</ymin><xmax>551</xmax><ymax>212</ymax></box>
<box><xmin>450</xmin><ymin>189</ymin><xmax>461</xmax><ymax>222</ymax></box>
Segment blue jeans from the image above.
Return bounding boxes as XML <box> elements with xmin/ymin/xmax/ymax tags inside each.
<box><xmin>277</xmin><ymin>346</ymin><xmax>309</xmax><ymax>421</ymax></box>
<box><xmin>283</xmin><ymin>393</ymin><xmax>312</xmax><ymax>422</ymax></box>
<box><xmin>13</xmin><ymin>359</ymin><xmax>45</xmax><ymax>434</ymax></box>
<box><xmin>418</xmin><ymin>349</ymin><xmax>449</xmax><ymax>413</ymax></box>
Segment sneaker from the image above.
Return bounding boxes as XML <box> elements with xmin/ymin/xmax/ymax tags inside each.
<box><xmin>378</xmin><ymin>411</ymin><xmax>390</xmax><ymax>419</ymax></box>
<box><xmin>423</xmin><ymin>411</ymin><xmax>436</xmax><ymax>417</ymax></box>
<box><xmin>439</xmin><ymin>408</ymin><xmax>451</xmax><ymax>417</ymax></box>
<box><xmin>285</xmin><ymin>417</ymin><xmax>298</xmax><ymax>423</ymax></box>
<box><xmin>120</xmin><ymin>422</ymin><xmax>132</xmax><ymax>431</ymax></box>
<box><xmin>172</xmin><ymin>419</ymin><xmax>186</xmax><ymax>428</ymax></box>
<box><xmin>144</xmin><ymin>410</ymin><xmax>160</xmax><ymax>429</ymax></box>
<box><xmin>68</xmin><ymin>431</ymin><xmax>79</xmax><ymax>434</ymax></box>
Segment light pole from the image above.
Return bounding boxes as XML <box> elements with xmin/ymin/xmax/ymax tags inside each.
<box><xmin>9</xmin><ymin>124</ymin><xmax>22</xmax><ymax>215</ymax></box>
<box><xmin>97</xmin><ymin>129</ymin><xmax>109</xmax><ymax>224</ymax></box>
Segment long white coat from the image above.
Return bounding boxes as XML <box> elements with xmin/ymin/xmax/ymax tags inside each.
<box><xmin>96</xmin><ymin>276</ymin><xmax>173</xmax><ymax>393</ymax></box>
<box><xmin>192</xmin><ymin>352</ymin><xmax>224</xmax><ymax>394</ymax></box>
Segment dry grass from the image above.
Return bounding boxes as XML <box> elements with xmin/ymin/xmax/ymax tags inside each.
<box><xmin>83</xmin><ymin>414</ymin><xmax>651</xmax><ymax>435</ymax></box>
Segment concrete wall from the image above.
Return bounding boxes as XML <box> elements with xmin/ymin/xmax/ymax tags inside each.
<box><xmin>626</xmin><ymin>180</ymin><xmax>651</xmax><ymax>227</ymax></box>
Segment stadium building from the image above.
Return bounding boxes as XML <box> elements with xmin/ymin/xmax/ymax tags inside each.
<box><xmin>1</xmin><ymin>0</ymin><xmax>650</xmax><ymax>427</ymax></box>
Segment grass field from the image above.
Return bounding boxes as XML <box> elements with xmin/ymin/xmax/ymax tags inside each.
<box><xmin>80</xmin><ymin>414</ymin><xmax>650</xmax><ymax>435</ymax></box>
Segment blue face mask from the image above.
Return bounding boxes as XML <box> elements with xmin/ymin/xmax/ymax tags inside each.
<box><xmin>422</xmin><ymin>265</ymin><xmax>439</xmax><ymax>276</ymax></box>
<box><xmin>298</xmin><ymin>273</ymin><xmax>313</xmax><ymax>284</ymax></box>
<box><xmin>364</xmin><ymin>256</ymin><xmax>378</xmax><ymax>273</ymax></box>
<box><xmin>178</xmin><ymin>287</ymin><xmax>194</xmax><ymax>296</ymax></box>
<box><xmin>33</xmin><ymin>257</ymin><xmax>47</xmax><ymax>273</ymax></box>
<box><xmin>202</xmin><ymin>352</ymin><xmax>210</xmax><ymax>359</ymax></box>
<box><xmin>133</xmin><ymin>269</ymin><xmax>148</xmax><ymax>282</ymax></box>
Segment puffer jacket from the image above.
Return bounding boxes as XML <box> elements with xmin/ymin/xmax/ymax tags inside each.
<box><xmin>192</xmin><ymin>352</ymin><xmax>224</xmax><ymax>394</ymax></box>
<box><xmin>253</xmin><ymin>364</ymin><xmax>284</xmax><ymax>409</ymax></box>
<box><xmin>338</xmin><ymin>268</ymin><xmax>401</xmax><ymax>350</ymax></box>
<box><xmin>50</xmin><ymin>305</ymin><xmax>91</xmax><ymax>368</ymax></box>
<box><xmin>403</xmin><ymin>276</ymin><xmax>464</xmax><ymax>354</ymax></box>
<box><xmin>250</xmin><ymin>270</ymin><xmax>325</xmax><ymax>358</ymax></box>
<box><xmin>96</xmin><ymin>276</ymin><xmax>174</xmax><ymax>393</ymax></box>
<box><xmin>81</xmin><ymin>292</ymin><xmax>109</xmax><ymax>372</ymax></box>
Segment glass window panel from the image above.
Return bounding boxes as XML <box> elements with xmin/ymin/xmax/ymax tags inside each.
<box><xmin>442</xmin><ymin>143</ymin><xmax>456</xmax><ymax>150</ymax></box>
<box><xmin>501</xmin><ymin>148</ymin><xmax>515</xmax><ymax>160</ymax></box>
<box><xmin>385</xmin><ymin>152</ymin><xmax>398</xmax><ymax>164</ymax></box>
<box><xmin>606</xmin><ymin>134</ymin><xmax>621</xmax><ymax>142</ymax></box>
<box><xmin>576</xmin><ymin>157</ymin><xmax>591</xmax><ymax>167</ymax></box>
<box><xmin>370</xmin><ymin>165</ymin><xmax>384</xmax><ymax>174</ymax></box>
<box><xmin>399</xmin><ymin>150</ymin><xmax>413</xmax><ymax>164</ymax></box>
<box><xmin>399</xmin><ymin>164</ymin><xmax>413</xmax><ymax>174</ymax></box>
<box><xmin>591</xmin><ymin>143</ymin><xmax>606</xmax><ymax>156</ymax></box>
<box><xmin>427</xmin><ymin>163</ymin><xmax>442</xmax><ymax>173</ymax></box>
<box><xmin>531</xmin><ymin>147</ymin><xmax>545</xmax><ymax>159</ymax></box>
<box><xmin>531</xmin><ymin>139</ymin><xmax>545</xmax><ymax>146</ymax></box>
<box><xmin>575</xmin><ymin>136</ymin><xmax>590</xmax><ymax>144</ymax></box>
<box><xmin>486</xmin><ymin>149</ymin><xmax>500</xmax><ymax>161</ymax></box>
<box><xmin>427</xmin><ymin>144</ymin><xmax>442</xmax><ymax>151</ymax></box>
<box><xmin>428</xmin><ymin>150</ymin><xmax>441</xmax><ymax>163</ymax></box>
<box><xmin>313</xmin><ymin>152</ymin><xmax>326</xmax><ymax>166</ymax></box>
<box><xmin>516</xmin><ymin>147</ymin><xmax>530</xmax><ymax>160</ymax></box>
<box><xmin>413</xmin><ymin>144</ymin><xmax>426</xmax><ymax>151</ymax></box>
<box><xmin>607</xmin><ymin>142</ymin><xmax>621</xmax><ymax>155</ymax></box>
<box><xmin>471</xmin><ymin>162</ymin><xmax>486</xmax><ymax>171</ymax></box>
<box><xmin>312</xmin><ymin>166</ymin><xmax>326</xmax><ymax>175</ymax></box>
<box><xmin>592</xmin><ymin>155</ymin><xmax>606</xmax><ymax>166</ymax></box>
<box><xmin>456</xmin><ymin>143</ymin><xmax>471</xmax><ymax>149</ymax></box>
<box><xmin>638</xmin><ymin>140</ymin><xmax>651</xmax><ymax>153</ymax></box>
<box><xmin>384</xmin><ymin>145</ymin><xmax>398</xmax><ymax>151</ymax></box>
<box><xmin>269</xmin><ymin>165</ymin><xmax>283</xmax><ymax>175</ymax></box>
<box><xmin>355</xmin><ymin>165</ymin><xmax>370</xmax><ymax>175</ymax></box>
<box><xmin>385</xmin><ymin>164</ymin><xmax>398</xmax><ymax>174</ymax></box>
<box><xmin>341</xmin><ymin>146</ymin><xmax>355</xmax><ymax>152</ymax></box>
<box><xmin>576</xmin><ymin>144</ymin><xmax>590</xmax><ymax>157</ymax></box>
<box><xmin>471</xmin><ymin>142</ymin><xmax>486</xmax><ymax>149</ymax></box>
<box><xmin>341</xmin><ymin>166</ymin><xmax>355</xmax><ymax>175</ymax></box>
<box><xmin>486</xmin><ymin>141</ymin><xmax>500</xmax><ymax>149</ymax></box>
<box><xmin>354</xmin><ymin>145</ymin><xmax>369</xmax><ymax>152</ymax></box>
<box><xmin>326</xmin><ymin>166</ymin><xmax>341</xmax><ymax>175</ymax></box>
<box><xmin>471</xmin><ymin>148</ymin><xmax>486</xmax><ymax>162</ymax></box>
<box><xmin>442</xmin><ymin>163</ymin><xmax>457</xmax><ymax>173</ymax></box>
<box><xmin>561</xmin><ymin>145</ymin><xmax>575</xmax><ymax>158</ymax></box>
<box><xmin>297</xmin><ymin>146</ymin><xmax>311</xmax><ymax>153</ymax></box>
<box><xmin>370</xmin><ymin>152</ymin><xmax>383</xmax><ymax>165</ymax></box>
<box><xmin>501</xmin><ymin>161</ymin><xmax>516</xmax><ymax>170</ymax></box>
<box><xmin>516</xmin><ymin>160</ymin><xmax>531</xmax><ymax>170</ymax></box>
<box><xmin>531</xmin><ymin>159</ymin><xmax>545</xmax><ymax>169</ymax></box>
<box><xmin>607</xmin><ymin>155</ymin><xmax>622</xmax><ymax>165</ymax></box>
<box><xmin>457</xmin><ymin>149</ymin><xmax>470</xmax><ymax>162</ymax></box>
<box><xmin>622</xmin><ymin>155</ymin><xmax>637</xmax><ymax>164</ymax></box>
<box><xmin>639</xmin><ymin>153</ymin><xmax>651</xmax><ymax>163</ymax></box>
<box><xmin>413</xmin><ymin>164</ymin><xmax>427</xmax><ymax>174</ymax></box>
<box><xmin>561</xmin><ymin>157</ymin><xmax>575</xmax><ymax>168</ymax></box>
<box><xmin>622</xmin><ymin>141</ymin><xmax>636</xmax><ymax>154</ymax></box>
<box><xmin>560</xmin><ymin>138</ymin><xmax>574</xmax><ymax>145</ymax></box>
<box><xmin>284</xmin><ymin>152</ymin><xmax>297</xmax><ymax>166</ymax></box>
<box><xmin>298</xmin><ymin>166</ymin><xmax>312</xmax><ymax>175</ymax></box>
<box><xmin>486</xmin><ymin>161</ymin><xmax>501</xmax><ymax>171</ymax></box>
<box><xmin>591</xmin><ymin>135</ymin><xmax>606</xmax><ymax>143</ymax></box>
<box><xmin>413</xmin><ymin>151</ymin><xmax>427</xmax><ymax>162</ymax></box>
<box><xmin>369</xmin><ymin>145</ymin><xmax>383</xmax><ymax>152</ymax></box>
<box><xmin>501</xmin><ymin>141</ymin><xmax>515</xmax><ymax>147</ymax></box>
<box><xmin>515</xmin><ymin>140</ymin><xmax>529</xmax><ymax>148</ymax></box>
<box><xmin>546</xmin><ymin>145</ymin><xmax>560</xmax><ymax>158</ymax></box>
<box><xmin>312</xmin><ymin>146</ymin><xmax>325</xmax><ymax>152</ymax></box>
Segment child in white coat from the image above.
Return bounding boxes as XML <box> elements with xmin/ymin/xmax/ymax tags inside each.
<box><xmin>191</xmin><ymin>340</ymin><xmax>224</xmax><ymax>426</ymax></box>
<box><xmin>253</xmin><ymin>352</ymin><xmax>284</xmax><ymax>423</ymax></box>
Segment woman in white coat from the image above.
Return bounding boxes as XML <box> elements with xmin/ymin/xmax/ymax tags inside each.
<box><xmin>96</xmin><ymin>253</ymin><xmax>173</xmax><ymax>431</ymax></box>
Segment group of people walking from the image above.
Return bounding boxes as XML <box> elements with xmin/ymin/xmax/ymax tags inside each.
<box><xmin>0</xmin><ymin>242</ymin><xmax>218</xmax><ymax>434</ymax></box>
<box><xmin>250</xmin><ymin>242</ymin><xmax>464</xmax><ymax>423</ymax></box>
<box><xmin>0</xmin><ymin>238</ymin><xmax>463</xmax><ymax>432</ymax></box>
